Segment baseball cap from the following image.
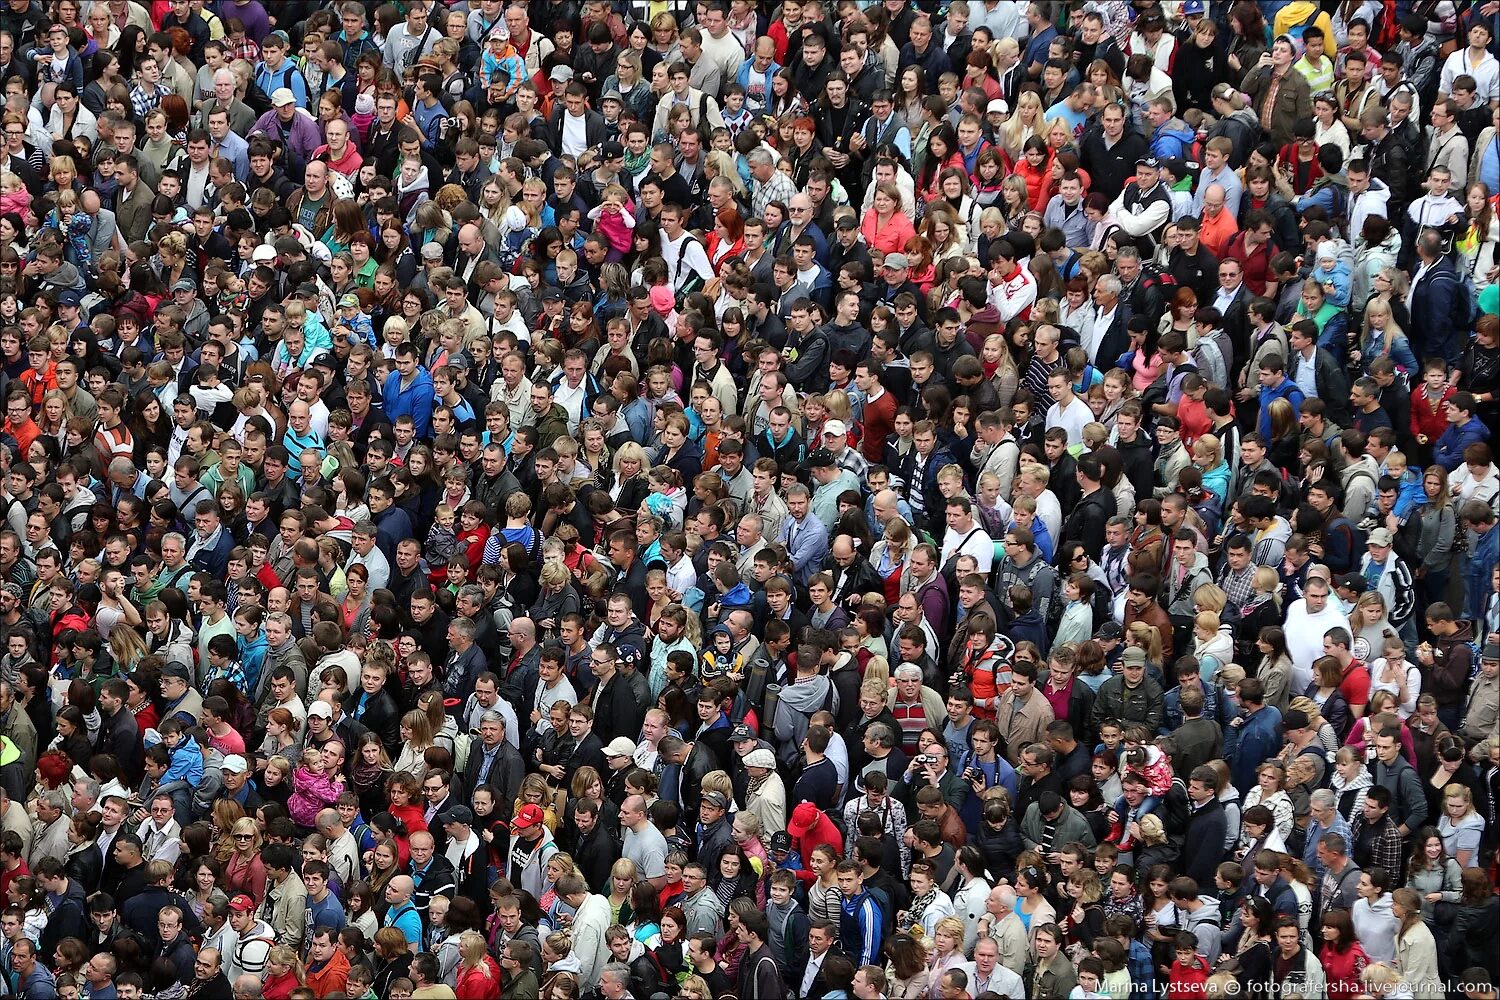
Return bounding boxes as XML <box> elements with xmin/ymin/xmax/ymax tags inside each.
<box><xmin>58</xmin><ymin>289</ymin><xmax>83</xmax><ymax>307</ymax></box>
<box><xmin>808</xmin><ymin>448</ymin><xmax>837</xmax><ymax>468</ymax></box>
<box><xmin>701</xmin><ymin>791</ymin><xmax>729</xmax><ymax>810</ymax></box>
<box><xmin>823</xmin><ymin>419</ymin><xmax>848</xmax><ymax>437</ymax></box>
<box><xmin>1337</xmin><ymin>572</ymin><xmax>1368</xmax><ymax>595</ymax></box>
<box><xmin>743</xmin><ymin>748</ymin><xmax>776</xmax><ymax>769</ymax></box>
<box><xmin>271</xmin><ymin>87</ymin><xmax>297</xmax><ymax>108</ymax></box>
<box><xmin>986</xmin><ymin>98</ymin><xmax>1009</xmax><ymax>115</ymax></box>
<box><xmin>1366</xmin><ymin>527</ymin><xmax>1394</xmax><ymax>547</ymax></box>
<box><xmin>600</xmin><ymin>140</ymin><xmax>625</xmax><ymax>159</ymax></box>
<box><xmin>439</xmin><ymin>805</ymin><xmax>475</xmax><ymax>826</ymax></box>
<box><xmin>1093</xmin><ymin>622</ymin><xmax>1123</xmax><ymax>641</ymax></box>
<box><xmin>222</xmin><ymin>755</ymin><xmax>248</xmax><ymax>774</ymax></box>
<box><xmin>305</xmin><ymin>351</ymin><xmax>336</xmax><ymax>371</ymax></box>
<box><xmin>307</xmin><ymin>701</ymin><xmax>334</xmax><ymax>719</ymax></box>
<box><xmin>1160</xmin><ymin>156</ymin><xmax>1189</xmax><ymax>179</ymax></box>
<box><xmin>834</xmin><ymin>214</ymin><xmax>858</xmax><ymax>230</ymax></box>
<box><xmin>448</xmin><ymin>354</ymin><xmax>471</xmax><ymax>370</ymax></box>
<box><xmin>604</xmin><ymin>737</ymin><xmax>637</xmax><ymax>758</ymax></box>
<box><xmin>338</xmin><ymin>293</ymin><xmax>361</xmax><ymax>309</ymax></box>
<box><xmin>1136</xmin><ymin>156</ymin><xmax>1161</xmax><ymax>168</ymax></box>
<box><xmin>541</xmin><ymin>287</ymin><xmax>564</xmax><ymax>302</ymax></box>
<box><xmin>1182</xmin><ymin>0</ymin><xmax>1206</xmax><ymax>14</ymax></box>
<box><xmin>228</xmin><ymin>894</ymin><xmax>257</xmax><ymax>912</ymax></box>
<box><xmin>171</xmin><ymin>278</ymin><xmax>196</xmax><ymax>293</ymax></box>
<box><xmin>251</xmin><ymin>244</ymin><xmax>277</xmax><ymax>264</ymax></box>
<box><xmin>768</xmin><ymin>831</ymin><xmax>792</xmax><ymax>852</ymax></box>
<box><xmin>730</xmin><ymin>724</ymin><xmax>756</xmax><ymax>743</ymax></box>
<box><xmin>549</xmin><ymin>65</ymin><xmax>573</xmax><ymax>82</ymax></box>
<box><xmin>1283</xmin><ymin>709</ymin><xmax>1310</xmax><ymax>731</ymax></box>
<box><xmin>511</xmin><ymin>803</ymin><xmax>545</xmax><ymax>830</ymax></box>
<box><xmin>1122</xmin><ymin>647</ymin><xmax>1147</xmax><ymax>667</ymax></box>
<box><xmin>161</xmin><ymin>662</ymin><xmax>191</xmax><ymax>682</ymax></box>
<box><xmin>882</xmin><ymin>252</ymin><xmax>910</xmax><ymax>269</ymax></box>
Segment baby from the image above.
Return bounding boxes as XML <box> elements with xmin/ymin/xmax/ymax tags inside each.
<box><xmin>1384</xmin><ymin>450</ymin><xmax>1425</xmax><ymax>521</ymax></box>
<box><xmin>1310</xmin><ymin>240</ymin><xmax>1351</xmax><ymax>309</ymax></box>
<box><xmin>0</xmin><ymin>172</ymin><xmax>35</xmax><ymax>227</ymax></box>
<box><xmin>336</xmin><ymin>292</ymin><xmax>375</xmax><ymax>348</ymax></box>
<box><xmin>425</xmin><ymin>502</ymin><xmax>460</xmax><ymax>566</ymax></box>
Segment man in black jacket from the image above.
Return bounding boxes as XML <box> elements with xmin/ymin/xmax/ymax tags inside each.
<box><xmin>1182</xmin><ymin>766</ymin><xmax>1229</xmax><ymax>887</ymax></box>
<box><xmin>1060</xmin><ymin>456</ymin><xmax>1116</xmax><ymax>559</ymax></box>
<box><xmin>1081</xmin><ymin>102</ymin><xmax>1149</xmax><ymax>202</ymax></box>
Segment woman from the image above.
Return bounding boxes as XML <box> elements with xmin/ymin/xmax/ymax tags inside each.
<box><xmin>456</xmin><ymin>930</ymin><xmax>502</xmax><ymax>1000</ymax></box>
<box><xmin>350</xmin><ymin>732</ymin><xmax>393</xmax><ymax>821</ymax></box>
<box><xmin>1331</xmin><ymin>746</ymin><xmax>1374</xmax><ymax>822</ymax></box>
<box><xmin>223</xmin><ymin>817</ymin><xmax>266</xmax><ymax>904</ymax></box>
<box><xmin>1241</xmin><ymin>761</ymin><xmax>1295</xmax><ymax>847</ymax></box>
<box><xmin>861</xmin><ymin>182</ymin><xmax>916</xmax><ymax>257</ymax></box>
<box><xmin>1392</xmin><ymin>887</ymin><xmax>1445</xmax><ymax>1000</ymax></box>
<box><xmin>1405</xmin><ymin>827</ymin><xmax>1462</xmax><ymax>928</ymax></box>
<box><xmin>384</xmin><ymin>773</ymin><xmax>428</xmax><ymax>845</ymax></box>
<box><xmin>1447</xmin><ymin>869</ymin><xmax>1500</xmax><ymax>985</ymax></box>
<box><xmin>1437</xmin><ymin>784</ymin><xmax>1485</xmax><ymax>867</ymax></box>
<box><xmin>923</xmin><ymin>917</ymin><xmax>967</xmax><ymax>997</ymax></box>
<box><xmin>1013</xmin><ymin>864</ymin><xmax>1057</xmax><ymax>936</ymax></box>
<box><xmin>63</xmin><ymin>812</ymin><xmax>103</xmax><ymax>895</ymax></box>
<box><xmin>1307</xmin><ymin>656</ymin><xmax>1354</xmax><ymax>741</ymax></box>
<box><xmin>1059</xmin><ymin>869</ymin><xmax>1106</xmax><ymax>954</ymax></box>
<box><xmin>1318</xmin><ymin>908</ymin><xmax>1370</xmax><ymax>1000</ymax></box>
<box><xmin>262</xmin><ymin>946</ymin><xmax>306</xmax><ymax>1000</ymax></box>
<box><xmin>1413</xmin><ymin>466</ymin><xmax>1457</xmax><ymax>606</ymax></box>
<box><xmin>886</xmin><ymin>933</ymin><xmax>931</xmax><ymax>999</ymax></box>
<box><xmin>999</xmin><ymin>90</ymin><xmax>1042</xmax><ymax>162</ymax></box>
<box><xmin>1358</xmin><ymin>297</ymin><xmax>1419</xmax><ymax>376</ymax></box>
<box><xmin>1459</xmin><ymin>181</ymin><xmax>1497</xmax><ymax>292</ymax></box>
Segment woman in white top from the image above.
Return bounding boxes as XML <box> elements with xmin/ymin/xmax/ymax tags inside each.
<box><xmin>1313</xmin><ymin>93</ymin><xmax>1351</xmax><ymax>162</ymax></box>
<box><xmin>1437</xmin><ymin>783</ymin><xmax>1486</xmax><ymax>867</ymax></box>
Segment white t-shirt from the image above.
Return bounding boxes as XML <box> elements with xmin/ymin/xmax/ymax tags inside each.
<box><xmin>1045</xmin><ymin>395</ymin><xmax>1093</xmax><ymax>447</ymax></box>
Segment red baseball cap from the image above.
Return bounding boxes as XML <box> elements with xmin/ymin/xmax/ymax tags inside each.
<box><xmin>511</xmin><ymin>803</ymin><xmax>545</xmax><ymax>831</ymax></box>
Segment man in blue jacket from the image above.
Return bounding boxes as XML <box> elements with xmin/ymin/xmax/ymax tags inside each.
<box><xmin>381</xmin><ymin>344</ymin><xmax>435</xmax><ymax>439</ymax></box>
<box><xmin>1229</xmin><ymin>677</ymin><xmax>1281</xmax><ymax>795</ymax></box>
<box><xmin>1255</xmin><ymin>355</ymin><xmax>1306</xmax><ymax>440</ymax></box>
<box><xmin>1434</xmin><ymin>392</ymin><xmax>1492</xmax><ymax>471</ymax></box>
<box><xmin>1462</xmin><ymin>501</ymin><xmax>1499</xmax><ymax>625</ymax></box>
<box><xmin>1408</xmin><ymin>230</ymin><xmax>1464</xmax><ymax>362</ymax></box>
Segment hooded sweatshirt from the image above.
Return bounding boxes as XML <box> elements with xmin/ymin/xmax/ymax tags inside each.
<box><xmin>773</xmin><ymin>672</ymin><xmax>832</xmax><ymax>764</ymax></box>
<box><xmin>1352</xmin><ymin>892</ymin><xmax>1399</xmax><ymax>964</ymax></box>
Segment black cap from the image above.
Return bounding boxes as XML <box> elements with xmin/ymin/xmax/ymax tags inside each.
<box><xmin>1135</xmin><ymin>155</ymin><xmax>1161</xmax><ymax>168</ymax></box>
<box><xmin>439</xmin><ymin>805</ymin><xmax>474</xmax><ymax>826</ymax></box>
<box><xmin>730</xmin><ymin>724</ymin><xmax>756</xmax><ymax>743</ymax></box>
<box><xmin>600</xmin><ymin>140</ymin><xmax>625</xmax><ymax>159</ymax></box>
<box><xmin>809</xmin><ymin>448</ymin><xmax>837</xmax><ymax>468</ymax></box>
<box><xmin>1336</xmin><ymin>572</ymin><xmax>1368</xmax><ymax>594</ymax></box>
<box><xmin>834</xmin><ymin>215</ymin><xmax>858</xmax><ymax>230</ymax></box>
<box><xmin>1283</xmin><ymin>709</ymin><xmax>1310</xmax><ymax>730</ymax></box>
<box><xmin>541</xmin><ymin>287</ymin><xmax>564</xmax><ymax>302</ymax></box>
<box><xmin>768</xmin><ymin>831</ymin><xmax>792</xmax><ymax>852</ymax></box>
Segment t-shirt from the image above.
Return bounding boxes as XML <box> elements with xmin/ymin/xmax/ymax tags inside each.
<box><xmin>622</xmin><ymin>822</ymin><xmax>668</xmax><ymax>879</ymax></box>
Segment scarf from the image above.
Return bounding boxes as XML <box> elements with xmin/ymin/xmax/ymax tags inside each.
<box><xmin>907</xmin><ymin>885</ymin><xmax>938</xmax><ymax>929</ymax></box>
<box><xmin>352</xmin><ymin>758</ymin><xmax>387</xmax><ymax>792</ymax></box>
<box><xmin>624</xmin><ymin>147</ymin><xmax>651</xmax><ymax>178</ymax></box>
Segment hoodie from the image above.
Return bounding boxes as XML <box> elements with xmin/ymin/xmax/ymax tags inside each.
<box><xmin>1177</xmin><ymin>898</ymin><xmax>1223</xmax><ymax>966</ymax></box>
<box><xmin>773</xmin><ymin>673</ymin><xmax>832</xmax><ymax>765</ymax></box>
<box><xmin>1434</xmin><ymin>417</ymin><xmax>1491</xmax><ymax>471</ymax></box>
<box><xmin>1150</xmin><ymin>116</ymin><xmax>1196</xmax><ymax>160</ymax></box>
<box><xmin>1352</xmin><ymin>892</ymin><xmax>1399</xmax><ymax>964</ymax></box>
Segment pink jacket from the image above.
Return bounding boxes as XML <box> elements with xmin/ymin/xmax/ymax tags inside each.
<box><xmin>288</xmin><ymin>766</ymin><xmax>344</xmax><ymax>827</ymax></box>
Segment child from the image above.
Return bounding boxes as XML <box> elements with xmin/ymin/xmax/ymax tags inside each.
<box><xmin>1071</xmin><ymin>955</ymin><xmax>1111</xmax><ymax>999</ymax></box>
<box><xmin>586</xmin><ymin>184</ymin><xmax>635</xmax><ymax>261</ymax></box>
<box><xmin>1</xmin><ymin>172</ymin><xmax>35</xmax><ymax>228</ymax></box>
<box><xmin>288</xmin><ymin>742</ymin><xmax>345</xmax><ymax>829</ymax></box>
<box><xmin>1409</xmin><ymin>358</ymin><xmax>1455</xmax><ymax>454</ymax></box>
<box><xmin>644</xmin><ymin>467</ymin><xmax>686</xmax><ymax>529</ymax></box>
<box><xmin>350</xmin><ymin>92</ymin><xmax>375</xmax><ymax>145</ymax></box>
<box><xmin>1383</xmin><ymin>450</ymin><xmax>1424</xmax><ymax>521</ymax></box>
<box><xmin>1310</xmin><ymin>240</ymin><xmax>1351</xmax><ymax>309</ymax></box>
<box><xmin>343</xmin><ymin>963</ymin><xmax>375</xmax><ymax>1000</ymax></box>
<box><xmin>425</xmin><ymin>502</ymin><xmax>460</xmax><ymax>569</ymax></box>
<box><xmin>337</xmin><ymin>293</ymin><xmax>375</xmax><ymax>348</ymax></box>
<box><xmin>1166</xmin><ymin>931</ymin><xmax>1210</xmax><ymax>999</ymax></box>
<box><xmin>157</xmin><ymin>716</ymin><xmax>206</xmax><ymax>789</ymax></box>
<box><xmin>719</xmin><ymin>81</ymin><xmax>754</xmax><ymax>138</ymax></box>
<box><xmin>479</xmin><ymin>32</ymin><xmax>525</xmax><ymax>97</ymax></box>
<box><xmin>699</xmin><ymin>623</ymin><xmax>742</xmax><ymax>680</ymax></box>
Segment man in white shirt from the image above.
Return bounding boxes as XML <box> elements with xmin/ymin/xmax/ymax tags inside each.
<box><xmin>1044</xmin><ymin>370</ymin><xmax>1092</xmax><ymax>447</ymax></box>
<box><xmin>941</xmin><ymin>495</ymin><xmax>994</xmax><ymax>575</ymax></box>
<box><xmin>659</xmin><ymin>204</ymin><xmax>713</xmax><ymax>297</ymax></box>
<box><xmin>987</xmin><ymin>239</ymin><xmax>1037</xmax><ymax>321</ymax></box>
<box><xmin>1440</xmin><ymin>20</ymin><xmax>1500</xmax><ymax>107</ymax></box>
<box><xmin>800</xmin><ymin>918</ymin><xmax>840</xmax><ymax>995</ymax></box>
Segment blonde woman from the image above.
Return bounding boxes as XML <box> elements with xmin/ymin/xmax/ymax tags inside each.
<box><xmin>999</xmin><ymin>90</ymin><xmax>1043</xmax><ymax>162</ymax></box>
<box><xmin>1357</xmin><ymin>295</ymin><xmax>1419</xmax><ymax>375</ymax></box>
<box><xmin>456</xmin><ymin>930</ymin><xmax>502</xmax><ymax>997</ymax></box>
<box><xmin>262</xmin><ymin>946</ymin><xmax>307</xmax><ymax>996</ymax></box>
<box><xmin>1438</xmin><ymin>784</ymin><xmax>1484</xmax><ymax>867</ymax></box>
<box><xmin>703</xmin><ymin>149</ymin><xmax>747</xmax><ymax>198</ymax></box>
<box><xmin>925</xmin><ymin>916</ymin><xmax>968</xmax><ymax>996</ymax></box>
<box><xmin>1391</xmin><ymin>888</ymin><xmax>1444</xmax><ymax>999</ymax></box>
<box><xmin>610</xmin><ymin>441</ymin><xmax>651</xmax><ymax>512</ymax></box>
<box><xmin>1240</xmin><ymin>761</ymin><xmax>1294</xmax><ymax>848</ymax></box>
<box><xmin>980</xmin><ymin>334</ymin><xmax>1020</xmax><ymax>410</ymax></box>
<box><xmin>392</xmin><ymin>708</ymin><xmax>435</xmax><ymax>782</ymax></box>
<box><xmin>223</xmin><ymin>817</ymin><xmax>266</xmax><ymax>904</ymax></box>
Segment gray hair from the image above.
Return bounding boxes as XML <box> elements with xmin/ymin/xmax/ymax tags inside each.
<box><xmin>72</xmin><ymin>777</ymin><xmax>101</xmax><ymax>803</ymax></box>
<box><xmin>450</xmin><ymin>617</ymin><xmax>476</xmax><ymax>641</ymax></box>
<box><xmin>457</xmin><ymin>584</ymin><xmax>485</xmax><ymax>606</ymax></box>
<box><xmin>894</xmin><ymin>663</ymin><xmax>923</xmax><ymax>681</ymax></box>
<box><xmin>162</xmin><ymin>532</ymin><xmax>187</xmax><ymax>551</ymax></box>
<box><xmin>868</xmin><ymin>723</ymin><xmax>896</xmax><ymax>748</ymax></box>
<box><xmin>1309</xmin><ymin>789</ymin><xmax>1337</xmax><ymax>810</ymax></box>
<box><xmin>1095</xmin><ymin>274</ymin><xmax>1122</xmax><ymax>298</ymax></box>
<box><xmin>601</xmin><ymin>963</ymin><xmax>632</xmax><ymax>987</ymax></box>
<box><xmin>40</xmin><ymin>788</ymin><xmax>70</xmax><ymax>815</ymax></box>
<box><xmin>746</xmin><ymin>148</ymin><xmax>774</xmax><ymax>168</ymax></box>
<box><xmin>481</xmin><ymin>710</ymin><xmax>506</xmax><ymax>729</ymax></box>
<box><xmin>1116</xmin><ymin>245</ymin><xmax>1141</xmax><ymax>264</ymax></box>
<box><xmin>108</xmin><ymin>456</ymin><xmax>136</xmax><ymax>478</ymax></box>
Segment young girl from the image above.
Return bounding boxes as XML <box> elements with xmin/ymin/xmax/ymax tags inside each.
<box><xmin>288</xmin><ymin>745</ymin><xmax>345</xmax><ymax>830</ymax></box>
<box><xmin>587</xmin><ymin>183</ymin><xmax>636</xmax><ymax>261</ymax></box>
<box><xmin>0</xmin><ymin>172</ymin><xmax>35</xmax><ymax>228</ymax></box>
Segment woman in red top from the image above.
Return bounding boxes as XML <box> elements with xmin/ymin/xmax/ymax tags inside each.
<box><xmin>1317</xmin><ymin>908</ymin><xmax>1370</xmax><ymax>1000</ymax></box>
<box><xmin>860</xmin><ymin>182</ymin><xmax>916</xmax><ymax>256</ymax></box>
<box><xmin>1015</xmin><ymin>137</ymin><xmax>1053</xmax><ymax>211</ymax></box>
<box><xmin>706</xmin><ymin>207</ymin><xmax>745</xmax><ymax>274</ymax></box>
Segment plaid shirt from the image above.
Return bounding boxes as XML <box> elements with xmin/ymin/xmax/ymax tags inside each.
<box><xmin>1348</xmin><ymin>812</ymin><xmax>1405</xmax><ymax>883</ymax></box>
<box><xmin>834</xmin><ymin>444</ymin><xmax>868</xmax><ymax>480</ymax></box>
<box><xmin>226</xmin><ymin>37</ymin><xmax>260</xmax><ymax>63</ymax></box>
<box><xmin>1217</xmin><ymin>563</ymin><xmax>1257</xmax><ymax>609</ymax></box>
<box><xmin>129</xmin><ymin>81</ymin><xmax>166</xmax><ymax>121</ymax></box>
<box><xmin>751</xmin><ymin>168</ymin><xmax>798</xmax><ymax>219</ymax></box>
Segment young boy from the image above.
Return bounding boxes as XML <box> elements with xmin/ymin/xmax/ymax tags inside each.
<box><xmin>1166</xmin><ymin>931</ymin><xmax>1210</xmax><ymax>999</ymax></box>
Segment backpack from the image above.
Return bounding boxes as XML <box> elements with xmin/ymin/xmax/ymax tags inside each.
<box><xmin>1454</xmin><ymin>270</ymin><xmax>1479</xmax><ymax>330</ymax></box>
<box><xmin>672</xmin><ymin>233</ymin><xmax>706</xmax><ymax>304</ymax></box>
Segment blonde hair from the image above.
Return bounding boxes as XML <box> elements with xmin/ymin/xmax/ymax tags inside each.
<box><xmin>1002</xmin><ymin>90</ymin><xmax>1043</xmax><ymax>153</ymax></box>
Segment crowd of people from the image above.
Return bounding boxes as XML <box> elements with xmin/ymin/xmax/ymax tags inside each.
<box><xmin>0</xmin><ymin>0</ymin><xmax>1499</xmax><ymax>998</ymax></box>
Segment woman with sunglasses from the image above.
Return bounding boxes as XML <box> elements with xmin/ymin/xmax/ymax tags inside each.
<box><xmin>223</xmin><ymin>816</ymin><xmax>266</xmax><ymax>905</ymax></box>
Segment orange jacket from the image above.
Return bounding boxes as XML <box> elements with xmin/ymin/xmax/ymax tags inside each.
<box><xmin>305</xmin><ymin>948</ymin><xmax>350</xmax><ymax>997</ymax></box>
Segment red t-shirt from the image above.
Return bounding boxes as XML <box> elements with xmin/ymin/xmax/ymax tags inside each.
<box><xmin>1339</xmin><ymin>657</ymin><xmax>1371</xmax><ymax>710</ymax></box>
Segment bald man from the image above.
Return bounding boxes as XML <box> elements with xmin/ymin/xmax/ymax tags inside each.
<box><xmin>382</xmin><ymin>875</ymin><xmax>422</xmax><ymax>951</ymax></box>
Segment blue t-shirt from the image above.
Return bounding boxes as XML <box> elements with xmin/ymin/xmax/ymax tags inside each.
<box><xmin>385</xmin><ymin>901</ymin><xmax>422</xmax><ymax>947</ymax></box>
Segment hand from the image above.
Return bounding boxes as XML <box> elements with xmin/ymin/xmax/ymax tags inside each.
<box><xmin>1259</xmin><ymin>52</ymin><xmax>1273</xmax><ymax>68</ymax></box>
<box><xmin>1417</xmin><ymin>434</ymin><xmax>1428</xmax><ymax>445</ymax></box>
<box><xmin>1107</xmin><ymin>809</ymin><xmax>1119</xmax><ymax>825</ymax></box>
<box><xmin>1425</xmin><ymin>891</ymin><xmax>1442</xmax><ymax>903</ymax></box>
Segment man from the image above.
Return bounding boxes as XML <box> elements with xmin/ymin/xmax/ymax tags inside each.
<box><xmin>1245</xmin><ymin>36</ymin><xmax>1313</xmax><ymax>147</ymax></box>
<box><xmin>1369</xmin><ymin>728</ymin><xmax>1428</xmax><ymax>837</ymax></box>
<box><xmin>735</xmin><ymin>910</ymin><xmax>782</xmax><ymax>1000</ymax></box>
<box><xmin>1182</xmin><ymin>766</ymin><xmax>1228</xmax><ymax>886</ymax></box>
<box><xmin>1027</xmin><ymin>923</ymin><xmax>1077</xmax><ymax>998</ymax></box>
<box><xmin>259</xmin><ymin>844</ymin><xmax>306</xmax><ymax>951</ymax></box>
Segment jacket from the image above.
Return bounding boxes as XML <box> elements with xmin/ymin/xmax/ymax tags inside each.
<box><xmin>1369</xmin><ymin>753</ymin><xmax>1428</xmax><ymax>834</ymax></box>
<box><xmin>1150</xmin><ymin>116</ymin><xmax>1196</xmax><ymax>160</ymax></box>
<box><xmin>1434</xmin><ymin>416</ymin><xmax>1491</xmax><ymax>471</ymax></box>
<box><xmin>1093</xmin><ymin>674</ymin><xmax>1165</xmax><ymax>734</ymax></box>
<box><xmin>1243</xmin><ymin>64</ymin><xmax>1311</xmax><ymax>148</ymax></box>
<box><xmin>1061</xmin><ymin>487</ymin><xmax>1115</xmax><ymax>558</ymax></box>
<box><xmin>1181</xmin><ymin>798</ymin><xmax>1228</xmax><ymax>886</ymax></box>
<box><xmin>1231</xmin><ymin>705</ymin><xmax>1282</xmax><ymax>793</ymax></box>
<box><xmin>1019</xmin><ymin>801</ymin><xmax>1097</xmax><ymax>852</ymax></box>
